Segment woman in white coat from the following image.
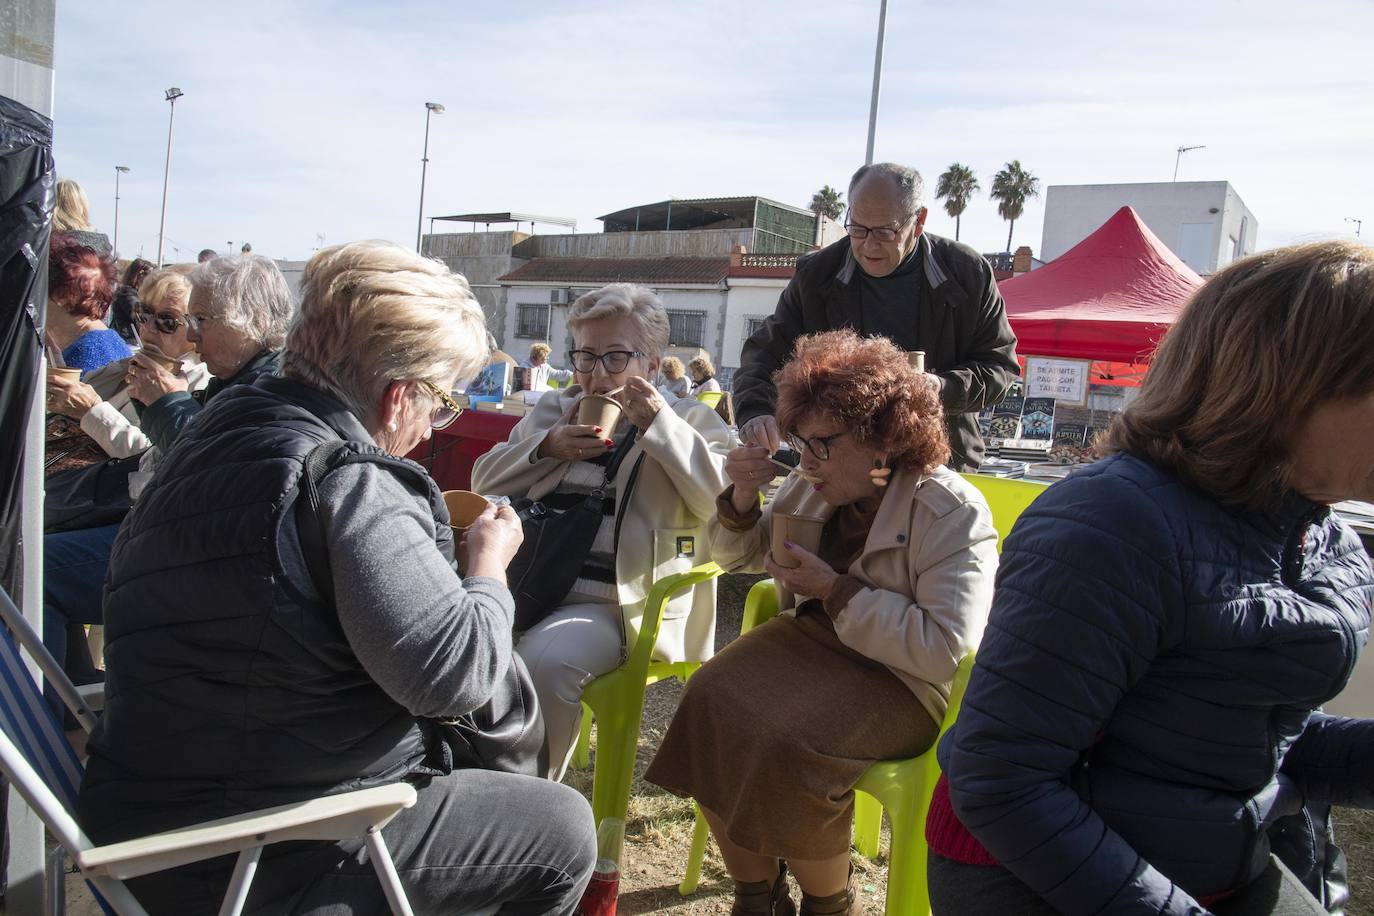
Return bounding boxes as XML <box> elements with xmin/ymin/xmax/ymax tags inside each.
<box><xmin>473</xmin><ymin>283</ymin><xmax>731</xmax><ymax>779</ymax></box>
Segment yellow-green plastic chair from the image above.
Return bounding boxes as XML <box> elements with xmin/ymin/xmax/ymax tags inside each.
<box><xmin>695</xmin><ymin>390</ymin><xmax>724</xmax><ymax>409</ymax></box>
<box><xmin>572</xmin><ymin>562</ymin><xmax>724</xmax><ymax>852</ymax></box>
<box><xmin>957</xmin><ymin>473</ymin><xmax>1049</xmax><ymax>551</ymax></box>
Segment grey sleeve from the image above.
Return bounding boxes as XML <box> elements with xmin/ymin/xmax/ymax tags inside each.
<box><xmin>316</xmin><ymin>460</ymin><xmax>517</xmax><ymax>720</ymax></box>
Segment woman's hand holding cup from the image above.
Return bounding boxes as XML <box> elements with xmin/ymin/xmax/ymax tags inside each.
<box><xmin>538</xmin><ymin>419</ymin><xmax>613</xmax><ymax>462</ymax></box>
<box><xmin>724</xmin><ymin>444</ymin><xmax>774</xmax><ymax>514</ymax></box>
<box><xmin>462</xmin><ymin>503</ymin><xmax>524</xmax><ymax>581</ymax></box>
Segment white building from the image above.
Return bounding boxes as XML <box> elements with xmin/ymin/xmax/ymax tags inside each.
<box><xmin>1040</xmin><ymin>181</ymin><xmax>1256</xmax><ymax>275</ymax></box>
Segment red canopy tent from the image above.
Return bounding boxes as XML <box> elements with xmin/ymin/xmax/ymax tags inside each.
<box><xmin>1000</xmin><ymin>206</ymin><xmax>1202</xmax><ymax>367</ymax></box>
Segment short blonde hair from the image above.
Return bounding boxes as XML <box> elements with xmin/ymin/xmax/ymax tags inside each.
<box><xmin>283</xmin><ymin>241</ymin><xmax>489</xmax><ymax>417</ymax></box>
<box><xmin>529</xmin><ymin>342</ymin><xmax>552</xmax><ymax>362</ymax></box>
<box><xmin>688</xmin><ymin>355</ymin><xmax>715</xmax><ymax>379</ymax></box>
<box><xmin>1104</xmin><ymin>240</ymin><xmax>1374</xmax><ymax>508</ymax></box>
<box><xmin>660</xmin><ymin>356</ymin><xmax>685</xmax><ymax>380</ymax></box>
<box><xmin>138</xmin><ymin>269</ymin><xmax>192</xmax><ymax>313</ymax></box>
<box><xmin>567</xmin><ymin>283</ymin><xmax>669</xmax><ymax>357</ymax></box>
<box><xmin>54</xmin><ymin>179</ymin><xmax>92</xmax><ymax>233</ymax></box>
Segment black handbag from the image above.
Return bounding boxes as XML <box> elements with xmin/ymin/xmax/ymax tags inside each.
<box><xmin>296</xmin><ymin>441</ymin><xmax>546</xmax><ymax>778</ymax></box>
<box><xmin>505</xmin><ymin>431</ymin><xmax>644</xmax><ymax>631</ymax></box>
<box><xmin>43</xmin><ymin>453</ymin><xmax>141</xmax><ymax>534</ymax></box>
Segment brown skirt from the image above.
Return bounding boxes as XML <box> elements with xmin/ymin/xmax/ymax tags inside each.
<box><xmin>644</xmin><ymin>605</ymin><xmax>939</xmax><ymax>860</ymax></box>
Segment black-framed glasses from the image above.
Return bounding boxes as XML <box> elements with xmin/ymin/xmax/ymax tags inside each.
<box><xmin>567</xmin><ymin>349</ymin><xmax>643</xmax><ymax>374</ymax></box>
<box><xmin>133</xmin><ymin>307</ymin><xmax>191</xmax><ymax>335</ymax></box>
<box><xmin>183</xmin><ymin>312</ymin><xmax>223</xmax><ymax>334</ymax></box>
<box><xmin>843</xmin><ymin>214</ymin><xmax>914</xmax><ymax>243</ymax></box>
<box><xmin>418</xmin><ymin>379</ymin><xmax>464</xmax><ymax>430</ymax></box>
<box><xmin>786</xmin><ymin>430</ymin><xmax>848</xmax><ymax>462</ymax></box>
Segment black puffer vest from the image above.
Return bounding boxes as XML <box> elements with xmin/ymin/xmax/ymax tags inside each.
<box><xmin>79</xmin><ymin>376</ymin><xmax>450</xmax><ymax>842</ymax></box>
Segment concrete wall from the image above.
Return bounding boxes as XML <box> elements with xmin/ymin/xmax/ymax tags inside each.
<box><xmin>513</xmin><ymin>228</ymin><xmax>754</xmax><ymax>260</ymax></box>
<box><xmin>1041</xmin><ymin>181</ymin><xmax>1258</xmax><ymax>275</ymax></box>
<box><xmin>720</xmin><ymin>278</ymin><xmax>787</xmax><ymax>370</ymax></box>
<box><xmin>423</xmin><ymin>230</ymin><xmax>528</xmax><ymax>338</ymax></box>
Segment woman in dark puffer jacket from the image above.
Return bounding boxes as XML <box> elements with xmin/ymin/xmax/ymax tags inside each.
<box><xmin>931</xmin><ymin>240</ymin><xmax>1374</xmax><ymax>915</ymax></box>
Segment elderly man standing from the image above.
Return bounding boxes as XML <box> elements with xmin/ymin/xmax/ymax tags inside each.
<box><xmin>733</xmin><ymin>162</ymin><xmax>1019</xmax><ymax>471</ymax></box>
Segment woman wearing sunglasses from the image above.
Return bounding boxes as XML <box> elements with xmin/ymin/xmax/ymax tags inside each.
<box><xmin>45</xmin><ymin>268</ymin><xmax>210</xmax><ymax>459</ymax></box>
<box><xmin>646</xmin><ymin>329</ymin><xmax>998</xmax><ymax>916</ymax></box>
<box><xmin>473</xmin><ymin>282</ymin><xmax>731</xmax><ymax>780</ymax></box>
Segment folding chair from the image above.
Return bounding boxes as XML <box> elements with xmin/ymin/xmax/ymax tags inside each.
<box><xmin>0</xmin><ymin>585</ymin><xmax>418</xmax><ymax>916</ymax></box>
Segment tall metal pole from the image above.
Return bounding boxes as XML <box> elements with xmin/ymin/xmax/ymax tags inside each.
<box><xmin>113</xmin><ymin>165</ymin><xmax>129</xmax><ymax>256</ymax></box>
<box><xmin>157</xmin><ymin>88</ymin><xmax>184</xmax><ymax>265</ymax></box>
<box><xmin>864</xmin><ymin>0</ymin><xmax>889</xmax><ymax>166</ymax></box>
<box><xmin>416</xmin><ymin>102</ymin><xmax>444</xmax><ymax>252</ymax></box>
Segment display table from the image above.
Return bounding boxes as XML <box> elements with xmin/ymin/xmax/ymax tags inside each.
<box><xmin>408</xmin><ymin>410</ymin><xmax>521</xmax><ymax>491</ymax></box>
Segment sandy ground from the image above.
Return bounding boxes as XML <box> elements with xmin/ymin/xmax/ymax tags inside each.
<box><xmin>61</xmin><ymin>571</ymin><xmax>1374</xmax><ymax>914</ymax></box>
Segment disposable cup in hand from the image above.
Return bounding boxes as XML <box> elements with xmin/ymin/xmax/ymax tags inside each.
<box><xmin>577</xmin><ymin>394</ymin><xmax>622</xmax><ymax>431</ymax></box>
<box><xmin>907</xmin><ymin>351</ymin><xmax>926</xmax><ymax>373</ymax></box>
<box><xmin>771</xmin><ymin>513</ymin><xmax>825</xmax><ymax>569</ymax></box>
<box><xmin>442</xmin><ymin>490</ymin><xmax>490</xmax><ymax>530</ymax></box>
<box><xmin>49</xmin><ymin>366</ymin><xmax>82</xmax><ymax>382</ymax></box>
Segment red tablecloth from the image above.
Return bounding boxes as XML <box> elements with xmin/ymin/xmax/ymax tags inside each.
<box><xmin>408</xmin><ymin>411</ymin><xmax>521</xmax><ymax>491</ymax></box>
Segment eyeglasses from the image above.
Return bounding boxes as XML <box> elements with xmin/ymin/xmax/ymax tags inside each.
<box><xmin>786</xmin><ymin>430</ymin><xmax>849</xmax><ymax>462</ymax></box>
<box><xmin>183</xmin><ymin>312</ymin><xmax>223</xmax><ymax>334</ymax></box>
<box><xmin>418</xmin><ymin>379</ymin><xmax>464</xmax><ymax>430</ymax></box>
<box><xmin>567</xmin><ymin>349</ymin><xmax>643</xmax><ymax>374</ymax></box>
<box><xmin>843</xmin><ymin>214</ymin><xmax>914</xmax><ymax>243</ymax></box>
<box><xmin>133</xmin><ymin>307</ymin><xmax>191</xmax><ymax>335</ymax></box>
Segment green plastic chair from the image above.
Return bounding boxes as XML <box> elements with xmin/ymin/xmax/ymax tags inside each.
<box><xmin>677</xmin><ymin>577</ymin><xmax>974</xmax><ymax>915</ymax></box>
<box><xmin>571</xmin><ymin>562</ymin><xmax>724</xmax><ymax>855</ymax></box>
<box><xmin>695</xmin><ymin>390</ymin><xmax>724</xmax><ymax>409</ymax></box>
<box><xmin>957</xmin><ymin>473</ymin><xmax>1049</xmax><ymax>551</ymax></box>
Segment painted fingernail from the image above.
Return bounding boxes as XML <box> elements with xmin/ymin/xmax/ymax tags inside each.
<box><xmin>784</xmin><ymin>540</ymin><xmax>795</xmax><ymax>549</ymax></box>
<box><xmin>595</xmin><ymin>427</ymin><xmax>603</xmax><ymax>434</ymax></box>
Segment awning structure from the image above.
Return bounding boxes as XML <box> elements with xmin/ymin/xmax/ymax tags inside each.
<box><xmin>1000</xmin><ymin>206</ymin><xmax>1202</xmax><ymax>363</ymax></box>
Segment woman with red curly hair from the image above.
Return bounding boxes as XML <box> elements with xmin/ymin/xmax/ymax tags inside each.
<box><xmin>646</xmin><ymin>329</ymin><xmax>998</xmax><ymax>916</ymax></box>
<box><xmin>46</xmin><ymin>232</ymin><xmax>127</xmax><ymax>374</ymax></box>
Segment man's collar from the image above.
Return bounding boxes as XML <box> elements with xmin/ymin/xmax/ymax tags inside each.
<box><xmin>835</xmin><ymin>233</ymin><xmax>929</xmax><ymax>285</ymax></box>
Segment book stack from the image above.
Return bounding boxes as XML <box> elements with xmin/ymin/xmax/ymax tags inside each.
<box><xmin>977</xmin><ymin>458</ymin><xmax>1029</xmax><ymax>478</ymax></box>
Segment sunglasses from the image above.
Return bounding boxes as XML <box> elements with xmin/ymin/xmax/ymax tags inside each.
<box><xmin>133</xmin><ymin>308</ymin><xmax>191</xmax><ymax>335</ymax></box>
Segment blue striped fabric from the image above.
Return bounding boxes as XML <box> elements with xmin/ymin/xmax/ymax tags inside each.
<box><xmin>0</xmin><ymin>623</ymin><xmax>83</xmax><ymax>813</ymax></box>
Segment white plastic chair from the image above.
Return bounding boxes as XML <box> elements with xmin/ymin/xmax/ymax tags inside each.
<box><xmin>0</xmin><ymin>585</ymin><xmax>419</xmax><ymax>916</ymax></box>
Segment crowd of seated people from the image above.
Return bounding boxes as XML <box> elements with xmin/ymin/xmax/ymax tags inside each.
<box><xmin>27</xmin><ymin>169</ymin><xmax>1374</xmax><ymax>916</ymax></box>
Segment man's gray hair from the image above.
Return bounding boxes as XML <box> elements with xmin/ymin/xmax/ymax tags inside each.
<box><xmin>849</xmin><ymin>162</ymin><xmax>926</xmax><ymax>217</ymax></box>
<box><xmin>189</xmin><ymin>255</ymin><xmax>294</xmax><ymax>350</ymax></box>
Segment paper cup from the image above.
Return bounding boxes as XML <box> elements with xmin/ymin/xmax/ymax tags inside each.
<box><xmin>771</xmin><ymin>513</ymin><xmax>826</xmax><ymax>569</ymax></box>
<box><xmin>907</xmin><ymin>351</ymin><xmax>926</xmax><ymax>373</ymax></box>
<box><xmin>577</xmin><ymin>394</ymin><xmax>623</xmax><ymax>432</ymax></box>
<box><xmin>442</xmin><ymin>490</ymin><xmax>490</xmax><ymax>530</ymax></box>
<box><xmin>144</xmin><ymin>354</ymin><xmax>181</xmax><ymax>373</ymax></box>
<box><xmin>49</xmin><ymin>366</ymin><xmax>82</xmax><ymax>382</ymax></box>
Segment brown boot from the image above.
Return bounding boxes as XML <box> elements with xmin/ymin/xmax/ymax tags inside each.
<box><xmin>732</xmin><ymin>861</ymin><xmax>796</xmax><ymax>916</ymax></box>
<box><xmin>799</xmin><ymin>866</ymin><xmax>858</xmax><ymax>916</ymax></box>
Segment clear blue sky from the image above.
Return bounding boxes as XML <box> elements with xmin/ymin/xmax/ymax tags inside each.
<box><xmin>51</xmin><ymin>0</ymin><xmax>1374</xmax><ymax>261</ymax></box>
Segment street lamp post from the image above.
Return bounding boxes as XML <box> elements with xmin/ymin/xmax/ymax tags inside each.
<box><xmin>157</xmin><ymin>87</ymin><xmax>184</xmax><ymax>265</ymax></box>
<box><xmin>1346</xmin><ymin>217</ymin><xmax>1363</xmax><ymax>238</ymax></box>
<box><xmin>864</xmin><ymin>0</ymin><xmax>888</xmax><ymax>166</ymax></box>
<box><xmin>416</xmin><ymin>101</ymin><xmax>445</xmax><ymax>253</ymax></box>
<box><xmin>113</xmin><ymin>165</ymin><xmax>130</xmax><ymax>256</ymax></box>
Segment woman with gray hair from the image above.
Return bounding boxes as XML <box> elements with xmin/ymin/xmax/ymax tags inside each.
<box><xmin>80</xmin><ymin>240</ymin><xmax>596</xmax><ymax>915</ymax></box>
<box><xmin>474</xmin><ymin>282</ymin><xmax>731</xmax><ymax>779</ymax></box>
<box><xmin>135</xmin><ymin>253</ymin><xmax>294</xmax><ymax>449</ymax></box>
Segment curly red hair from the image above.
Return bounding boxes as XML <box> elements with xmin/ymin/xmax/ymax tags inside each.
<box><xmin>48</xmin><ymin>232</ymin><xmax>116</xmax><ymax>320</ymax></box>
<box><xmin>775</xmin><ymin>329</ymin><xmax>949</xmax><ymax>472</ymax></box>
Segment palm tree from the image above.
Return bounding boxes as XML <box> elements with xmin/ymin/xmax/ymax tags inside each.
<box><xmin>935</xmin><ymin>163</ymin><xmax>980</xmax><ymax>241</ymax></box>
<box><xmin>809</xmin><ymin>185</ymin><xmax>845</xmax><ymax>221</ymax></box>
<box><xmin>990</xmin><ymin>160</ymin><xmax>1041</xmax><ymax>253</ymax></box>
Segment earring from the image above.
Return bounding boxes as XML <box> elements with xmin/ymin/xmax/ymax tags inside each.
<box><xmin>387</xmin><ymin>420</ymin><xmax>399</xmax><ymax>432</ymax></box>
<box><xmin>870</xmin><ymin>457</ymin><xmax>891</xmax><ymax>487</ymax></box>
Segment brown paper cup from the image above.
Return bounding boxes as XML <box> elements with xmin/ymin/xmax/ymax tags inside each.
<box><xmin>907</xmin><ymin>351</ymin><xmax>926</xmax><ymax>373</ymax></box>
<box><xmin>577</xmin><ymin>394</ymin><xmax>623</xmax><ymax>431</ymax></box>
<box><xmin>443</xmin><ymin>490</ymin><xmax>490</xmax><ymax>530</ymax></box>
<box><xmin>49</xmin><ymin>366</ymin><xmax>83</xmax><ymax>382</ymax></box>
<box><xmin>771</xmin><ymin>513</ymin><xmax>826</xmax><ymax>569</ymax></box>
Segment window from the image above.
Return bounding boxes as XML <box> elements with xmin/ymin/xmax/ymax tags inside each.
<box><xmin>666</xmin><ymin>309</ymin><xmax>706</xmax><ymax>348</ymax></box>
<box><xmin>744</xmin><ymin>316</ymin><xmax>767</xmax><ymax>340</ymax></box>
<box><xmin>516</xmin><ymin>304</ymin><xmax>549</xmax><ymax>340</ymax></box>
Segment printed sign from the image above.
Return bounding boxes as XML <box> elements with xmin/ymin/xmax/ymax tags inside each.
<box><xmin>1025</xmin><ymin>357</ymin><xmax>1091</xmax><ymax>406</ymax></box>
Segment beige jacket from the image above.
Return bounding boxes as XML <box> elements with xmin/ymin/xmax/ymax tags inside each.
<box><xmin>79</xmin><ymin>353</ymin><xmax>210</xmax><ymax>459</ymax></box>
<box><xmin>472</xmin><ymin>387</ymin><xmax>731</xmax><ymax>663</ymax></box>
<box><xmin>707</xmin><ymin>465</ymin><xmax>998</xmax><ymax>722</ymax></box>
